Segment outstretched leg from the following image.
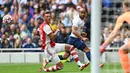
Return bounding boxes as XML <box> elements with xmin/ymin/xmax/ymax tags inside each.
<box><xmin>118</xmin><ymin>43</ymin><xmax>130</xmax><ymax>73</ymax></box>
<box><xmin>38</xmin><ymin>58</ymin><xmax>49</xmax><ymax>72</ymax></box>
<box><xmin>83</xmin><ymin>46</ymin><xmax>91</xmax><ymax>61</ymax></box>
<box><xmin>38</xmin><ymin>54</ymin><xmax>64</xmax><ymax>72</ymax></box>
<box><xmin>65</xmin><ymin>45</ymin><xmax>89</xmax><ymax>70</ymax></box>
<box><xmin>43</xmin><ymin>62</ymin><xmax>63</xmax><ymax>72</ymax></box>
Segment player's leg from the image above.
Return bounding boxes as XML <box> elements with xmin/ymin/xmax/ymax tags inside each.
<box><xmin>38</xmin><ymin>58</ymin><xmax>49</xmax><ymax>72</ymax></box>
<box><xmin>43</xmin><ymin>56</ymin><xmax>64</xmax><ymax>72</ymax></box>
<box><xmin>73</xmin><ymin>38</ymin><xmax>91</xmax><ymax>62</ymax></box>
<box><xmin>55</xmin><ymin>43</ymin><xmax>89</xmax><ymax>70</ymax></box>
<box><xmin>73</xmin><ymin>39</ymin><xmax>105</xmax><ymax>67</ymax></box>
<box><xmin>118</xmin><ymin>42</ymin><xmax>130</xmax><ymax>73</ymax></box>
<box><xmin>38</xmin><ymin>49</ymin><xmax>51</xmax><ymax>72</ymax></box>
<box><xmin>58</xmin><ymin>52</ymin><xmax>70</xmax><ymax>60</ymax></box>
<box><xmin>55</xmin><ymin>43</ymin><xmax>82</xmax><ymax>66</ymax></box>
<box><xmin>83</xmin><ymin>44</ymin><xmax>105</xmax><ymax>67</ymax></box>
<box><xmin>82</xmin><ymin>46</ymin><xmax>91</xmax><ymax>61</ymax></box>
<box><xmin>38</xmin><ymin>47</ymin><xmax>63</xmax><ymax>72</ymax></box>
<box><xmin>64</xmin><ymin>44</ymin><xmax>89</xmax><ymax>70</ymax></box>
<box><xmin>67</xmin><ymin>37</ymin><xmax>91</xmax><ymax>61</ymax></box>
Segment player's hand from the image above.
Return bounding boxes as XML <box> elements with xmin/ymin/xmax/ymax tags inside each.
<box><xmin>81</xmin><ymin>32</ymin><xmax>87</xmax><ymax>37</ymax></box>
<box><xmin>100</xmin><ymin>45</ymin><xmax>106</xmax><ymax>53</ymax></box>
<box><xmin>56</xmin><ymin>29</ymin><xmax>60</xmax><ymax>32</ymax></box>
<box><xmin>38</xmin><ymin>67</ymin><xmax>43</xmax><ymax>72</ymax></box>
<box><xmin>82</xmin><ymin>37</ymin><xmax>88</xmax><ymax>42</ymax></box>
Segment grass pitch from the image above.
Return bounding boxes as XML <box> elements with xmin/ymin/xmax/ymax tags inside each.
<box><xmin>0</xmin><ymin>62</ymin><xmax>123</xmax><ymax>73</ymax></box>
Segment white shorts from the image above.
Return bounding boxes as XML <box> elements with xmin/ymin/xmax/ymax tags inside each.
<box><xmin>44</xmin><ymin>43</ymin><xmax>66</xmax><ymax>64</ymax></box>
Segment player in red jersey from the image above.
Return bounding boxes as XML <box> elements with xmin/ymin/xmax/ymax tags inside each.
<box><xmin>38</xmin><ymin>10</ymin><xmax>89</xmax><ymax>72</ymax></box>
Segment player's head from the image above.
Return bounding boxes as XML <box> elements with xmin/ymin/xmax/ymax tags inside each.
<box><xmin>43</xmin><ymin>10</ymin><xmax>51</xmax><ymax>24</ymax></box>
<box><xmin>122</xmin><ymin>0</ymin><xmax>130</xmax><ymax>11</ymax></box>
<box><xmin>79</xmin><ymin>8</ymin><xmax>86</xmax><ymax>20</ymax></box>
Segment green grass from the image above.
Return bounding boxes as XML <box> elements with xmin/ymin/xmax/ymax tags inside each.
<box><xmin>0</xmin><ymin>62</ymin><xmax>123</xmax><ymax>73</ymax></box>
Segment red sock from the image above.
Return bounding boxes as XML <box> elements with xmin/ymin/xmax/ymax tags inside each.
<box><xmin>44</xmin><ymin>65</ymin><xmax>62</xmax><ymax>72</ymax></box>
<box><xmin>70</xmin><ymin>46</ymin><xmax>82</xmax><ymax>66</ymax></box>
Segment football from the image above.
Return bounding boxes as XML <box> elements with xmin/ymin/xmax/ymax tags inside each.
<box><xmin>2</xmin><ymin>14</ymin><xmax>13</xmax><ymax>25</ymax></box>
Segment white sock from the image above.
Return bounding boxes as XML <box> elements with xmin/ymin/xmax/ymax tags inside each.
<box><xmin>77</xmin><ymin>61</ymin><xmax>82</xmax><ymax>66</ymax></box>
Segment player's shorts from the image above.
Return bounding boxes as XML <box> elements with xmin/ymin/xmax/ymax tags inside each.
<box><xmin>44</xmin><ymin>43</ymin><xmax>66</xmax><ymax>64</ymax></box>
<box><xmin>67</xmin><ymin>36</ymin><xmax>87</xmax><ymax>51</ymax></box>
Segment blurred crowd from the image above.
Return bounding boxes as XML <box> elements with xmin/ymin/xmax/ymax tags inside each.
<box><xmin>0</xmin><ymin>0</ymin><xmax>91</xmax><ymax>48</ymax></box>
<box><xmin>0</xmin><ymin>0</ymin><xmax>128</xmax><ymax>49</ymax></box>
<box><xmin>101</xmin><ymin>0</ymin><xmax>130</xmax><ymax>48</ymax></box>
<box><xmin>101</xmin><ymin>23</ymin><xmax>129</xmax><ymax>48</ymax></box>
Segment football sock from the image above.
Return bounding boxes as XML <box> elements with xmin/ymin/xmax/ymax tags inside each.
<box><xmin>70</xmin><ymin>46</ymin><xmax>82</xmax><ymax>66</ymax></box>
<box><xmin>86</xmin><ymin>51</ymin><xmax>91</xmax><ymax>61</ymax></box>
<box><xmin>43</xmin><ymin>65</ymin><xmax>62</xmax><ymax>72</ymax></box>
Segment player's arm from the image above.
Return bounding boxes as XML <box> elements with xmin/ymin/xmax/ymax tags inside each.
<box><xmin>48</xmin><ymin>29</ymin><xmax>59</xmax><ymax>39</ymax></box>
<box><xmin>105</xmin><ymin>15</ymin><xmax>124</xmax><ymax>44</ymax></box>
<box><xmin>72</xmin><ymin>25</ymin><xmax>84</xmax><ymax>40</ymax></box>
<box><xmin>100</xmin><ymin>14</ymin><xmax>125</xmax><ymax>52</ymax></box>
<box><xmin>44</xmin><ymin>25</ymin><xmax>59</xmax><ymax>40</ymax></box>
<box><xmin>81</xmin><ymin>32</ymin><xmax>87</xmax><ymax>37</ymax></box>
<box><xmin>72</xmin><ymin>18</ymin><xmax>85</xmax><ymax>40</ymax></box>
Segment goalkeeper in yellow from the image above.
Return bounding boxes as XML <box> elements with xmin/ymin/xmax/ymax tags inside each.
<box><xmin>100</xmin><ymin>0</ymin><xmax>130</xmax><ymax>73</ymax></box>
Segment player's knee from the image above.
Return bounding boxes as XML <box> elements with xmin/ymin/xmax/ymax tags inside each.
<box><xmin>63</xmin><ymin>57</ymin><xmax>68</xmax><ymax>60</ymax></box>
<box><xmin>65</xmin><ymin>45</ymin><xmax>75</xmax><ymax>52</ymax></box>
<box><xmin>57</xmin><ymin>62</ymin><xmax>64</xmax><ymax>68</ymax></box>
<box><xmin>83</xmin><ymin>47</ymin><xmax>90</xmax><ymax>52</ymax></box>
<box><xmin>57</xmin><ymin>63</ymin><xmax>64</xmax><ymax>70</ymax></box>
<box><xmin>63</xmin><ymin>53</ymin><xmax>70</xmax><ymax>59</ymax></box>
<box><xmin>65</xmin><ymin>44</ymin><xmax>70</xmax><ymax>51</ymax></box>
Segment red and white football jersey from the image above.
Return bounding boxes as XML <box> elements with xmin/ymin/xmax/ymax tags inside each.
<box><xmin>39</xmin><ymin>22</ymin><xmax>55</xmax><ymax>50</ymax></box>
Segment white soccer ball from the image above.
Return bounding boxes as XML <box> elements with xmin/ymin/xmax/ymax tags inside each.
<box><xmin>3</xmin><ymin>14</ymin><xmax>13</xmax><ymax>25</ymax></box>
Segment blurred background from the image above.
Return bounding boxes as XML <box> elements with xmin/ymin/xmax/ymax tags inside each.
<box><xmin>0</xmin><ymin>0</ymin><xmax>127</xmax><ymax>73</ymax></box>
<box><xmin>0</xmin><ymin>0</ymin><xmax>125</xmax><ymax>49</ymax></box>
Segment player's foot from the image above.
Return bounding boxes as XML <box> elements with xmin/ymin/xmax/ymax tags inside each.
<box><xmin>38</xmin><ymin>58</ymin><xmax>48</xmax><ymax>72</ymax></box>
<box><xmin>38</xmin><ymin>67</ymin><xmax>43</xmax><ymax>72</ymax></box>
<box><xmin>100</xmin><ymin>63</ymin><xmax>104</xmax><ymax>68</ymax></box>
<box><xmin>79</xmin><ymin>62</ymin><xmax>90</xmax><ymax>71</ymax></box>
<box><xmin>42</xmin><ymin>58</ymin><xmax>48</xmax><ymax>68</ymax></box>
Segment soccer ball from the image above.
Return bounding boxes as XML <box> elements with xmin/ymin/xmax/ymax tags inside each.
<box><xmin>2</xmin><ymin>14</ymin><xmax>13</xmax><ymax>25</ymax></box>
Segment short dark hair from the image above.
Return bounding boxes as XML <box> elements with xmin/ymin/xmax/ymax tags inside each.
<box><xmin>44</xmin><ymin>10</ymin><xmax>51</xmax><ymax>16</ymax></box>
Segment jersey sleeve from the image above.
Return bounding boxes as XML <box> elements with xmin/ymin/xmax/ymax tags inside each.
<box><xmin>72</xmin><ymin>18</ymin><xmax>79</xmax><ymax>27</ymax></box>
<box><xmin>43</xmin><ymin>25</ymin><xmax>53</xmax><ymax>35</ymax></box>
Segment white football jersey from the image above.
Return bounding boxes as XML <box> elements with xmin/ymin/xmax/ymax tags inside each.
<box><xmin>70</xmin><ymin>16</ymin><xmax>85</xmax><ymax>38</ymax></box>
